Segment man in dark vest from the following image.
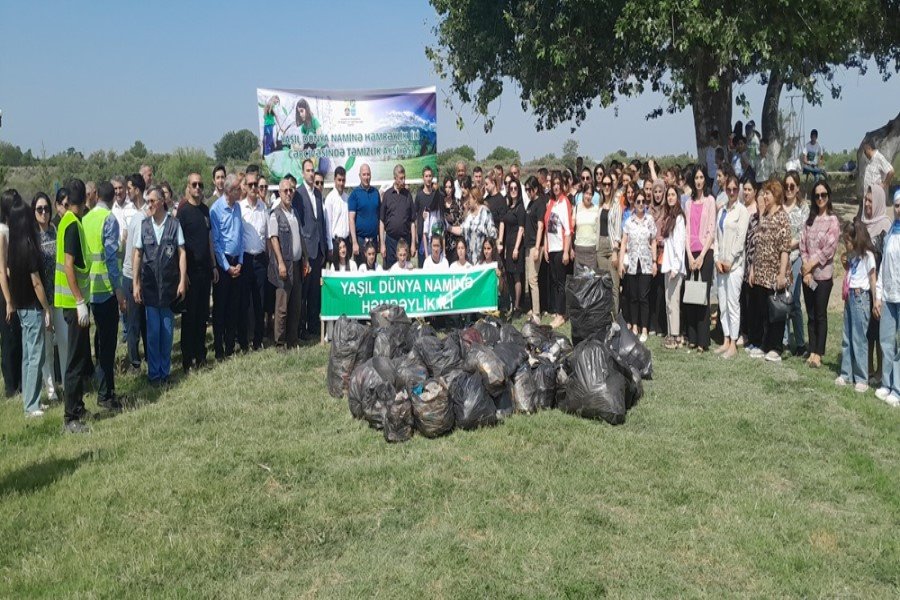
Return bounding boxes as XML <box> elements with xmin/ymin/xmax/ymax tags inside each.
<box><xmin>132</xmin><ymin>186</ymin><xmax>187</xmax><ymax>385</ymax></box>
<box><xmin>293</xmin><ymin>158</ymin><xmax>327</xmax><ymax>340</ymax></box>
<box><xmin>269</xmin><ymin>176</ymin><xmax>308</xmax><ymax>348</ymax></box>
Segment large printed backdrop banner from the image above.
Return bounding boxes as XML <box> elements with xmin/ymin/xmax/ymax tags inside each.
<box><xmin>321</xmin><ymin>265</ymin><xmax>499</xmax><ymax>320</ymax></box>
<box><xmin>256</xmin><ymin>86</ymin><xmax>437</xmax><ymax>187</ymax></box>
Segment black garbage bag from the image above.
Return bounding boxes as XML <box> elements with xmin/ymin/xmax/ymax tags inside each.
<box><xmin>326</xmin><ymin>316</ymin><xmax>372</xmax><ymax>398</ymax></box>
<box><xmin>566</xmin><ymin>266</ymin><xmax>614</xmax><ymax>345</ymax></box>
<box><xmin>555</xmin><ymin>362</ymin><xmax>570</xmax><ymax>409</ymax></box>
<box><xmin>370</xmin><ymin>303</ymin><xmax>411</xmax><ymax>329</ymax></box>
<box><xmin>431</xmin><ymin>333</ymin><xmax>463</xmax><ymax>377</ymax></box>
<box><xmin>347</xmin><ymin>357</ymin><xmax>397</xmax><ymax>429</ymax></box>
<box><xmin>499</xmin><ymin>323</ymin><xmax>526</xmax><ymax>347</ymax></box>
<box><xmin>373</xmin><ymin>323</ymin><xmax>410</xmax><ymax>358</ymax></box>
<box><xmin>412</xmin><ymin>335</ymin><xmax>444</xmax><ymax>375</ymax></box>
<box><xmin>410</xmin><ymin>378</ymin><xmax>454</xmax><ymax>438</ymax></box>
<box><xmin>511</xmin><ymin>364</ymin><xmax>537</xmax><ymax>413</ymax></box>
<box><xmin>532</xmin><ymin>359</ymin><xmax>557</xmax><ymax>410</ymax></box>
<box><xmin>394</xmin><ymin>353</ymin><xmax>429</xmax><ymax>392</ymax></box>
<box><xmin>473</xmin><ymin>319</ymin><xmax>501</xmax><ymax>346</ymax></box>
<box><xmin>406</xmin><ymin>321</ymin><xmax>437</xmax><ymax>349</ymax></box>
<box><xmin>617</xmin><ymin>363</ymin><xmax>644</xmax><ymax>410</ymax></box>
<box><xmin>449</xmin><ymin>371</ymin><xmax>498</xmax><ymax>430</ymax></box>
<box><xmin>383</xmin><ymin>389</ymin><xmax>413</xmax><ymax>443</ymax></box>
<box><xmin>606</xmin><ymin>314</ymin><xmax>653</xmax><ymax>380</ymax></box>
<box><xmin>493</xmin><ymin>384</ymin><xmax>514</xmax><ymax>419</ymax></box>
<box><xmin>463</xmin><ymin>343</ymin><xmax>507</xmax><ymax>394</ymax></box>
<box><xmin>559</xmin><ymin>339</ymin><xmax>627</xmax><ymax>425</ymax></box>
<box><xmin>492</xmin><ymin>342</ymin><xmax>529</xmax><ymax>379</ymax></box>
<box><xmin>521</xmin><ymin>321</ymin><xmax>552</xmax><ymax>351</ymax></box>
<box><xmin>460</xmin><ymin>326</ymin><xmax>484</xmax><ymax>349</ymax></box>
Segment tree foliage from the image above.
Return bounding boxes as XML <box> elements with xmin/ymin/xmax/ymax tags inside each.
<box><xmin>437</xmin><ymin>144</ymin><xmax>476</xmax><ymax>164</ymax></box>
<box><xmin>214</xmin><ymin>129</ymin><xmax>259</xmax><ymax>163</ymax></box>
<box><xmin>484</xmin><ymin>145</ymin><xmax>520</xmax><ymax>165</ymax></box>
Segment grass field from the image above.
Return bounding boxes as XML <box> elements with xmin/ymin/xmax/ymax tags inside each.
<box><xmin>1</xmin><ymin>311</ymin><xmax>898</xmax><ymax>597</ymax></box>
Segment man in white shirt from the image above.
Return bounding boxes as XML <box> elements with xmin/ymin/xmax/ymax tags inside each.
<box><xmin>239</xmin><ymin>170</ymin><xmax>269</xmax><ymax>350</ymax></box>
<box><xmin>863</xmin><ymin>141</ymin><xmax>895</xmax><ymax>194</ymax></box>
<box><xmin>454</xmin><ymin>160</ymin><xmax>467</xmax><ymax>200</ymax></box>
<box><xmin>110</xmin><ymin>175</ymin><xmax>135</xmax><ymax>246</ymax></box>
<box><xmin>324</xmin><ymin>166</ymin><xmax>350</xmax><ymax>254</ymax></box>
<box><xmin>802</xmin><ymin>129</ymin><xmax>826</xmax><ymax>180</ymax></box>
<box><xmin>756</xmin><ymin>138</ymin><xmax>775</xmax><ymax>184</ymax></box>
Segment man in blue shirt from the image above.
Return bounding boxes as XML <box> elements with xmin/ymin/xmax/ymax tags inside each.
<box><xmin>210</xmin><ymin>173</ymin><xmax>246</xmax><ymax>359</ymax></box>
<box><xmin>348</xmin><ymin>163</ymin><xmax>380</xmax><ymax>265</ymax></box>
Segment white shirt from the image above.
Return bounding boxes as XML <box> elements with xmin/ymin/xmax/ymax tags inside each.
<box><xmin>111</xmin><ymin>198</ymin><xmax>136</xmax><ymax>245</ymax></box>
<box><xmin>847</xmin><ymin>251</ymin><xmax>876</xmax><ymax>291</ymax></box>
<box><xmin>327</xmin><ymin>260</ymin><xmax>358</xmax><ymax>272</ymax></box>
<box><xmin>805</xmin><ymin>142</ymin><xmax>823</xmax><ymax>166</ymax></box>
<box><xmin>358</xmin><ymin>262</ymin><xmax>383</xmax><ymax>272</ymax></box>
<box><xmin>268</xmin><ymin>204</ymin><xmax>302</xmax><ymax>261</ymax></box>
<box><xmin>239</xmin><ymin>197</ymin><xmax>269</xmax><ymax>255</ymax></box>
<box><xmin>545</xmin><ymin>198</ymin><xmax>572</xmax><ymax>253</ymax></box>
<box><xmin>421</xmin><ymin>254</ymin><xmax>448</xmax><ymax>272</ymax></box>
<box><xmin>661</xmin><ymin>216</ymin><xmax>686</xmax><ymax>275</ymax></box>
<box><xmin>133</xmin><ymin>214</ymin><xmax>185</xmax><ymax>248</ymax></box>
<box><xmin>876</xmin><ymin>231</ymin><xmax>900</xmax><ymax>303</ymax></box>
<box><xmin>303</xmin><ymin>182</ymin><xmax>317</xmax><ymax>218</ymax></box>
<box><xmin>389</xmin><ymin>260</ymin><xmax>415</xmax><ymax>272</ymax></box>
<box><xmin>324</xmin><ymin>188</ymin><xmax>350</xmax><ymax>249</ymax></box>
<box><xmin>449</xmin><ymin>260</ymin><xmax>471</xmax><ymax>271</ymax></box>
<box><xmin>122</xmin><ymin>206</ymin><xmax>148</xmax><ymax>279</ymax></box>
<box><xmin>864</xmin><ymin>150</ymin><xmax>894</xmax><ymax>192</ymax></box>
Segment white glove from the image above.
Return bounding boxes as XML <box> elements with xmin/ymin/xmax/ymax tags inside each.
<box><xmin>76</xmin><ymin>299</ymin><xmax>90</xmax><ymax>327</ymax></box>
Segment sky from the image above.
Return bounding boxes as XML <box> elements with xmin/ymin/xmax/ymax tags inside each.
<box><xmin>1</xmin><ymin>0</ymin><xmax>898</xmax><ymax>161</ymax></box>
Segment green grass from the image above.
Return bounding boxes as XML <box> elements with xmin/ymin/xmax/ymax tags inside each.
<box><xmin>0</xmin><ymin>316</ymin><xmax>898</xmax><ymax>597</ymax></box>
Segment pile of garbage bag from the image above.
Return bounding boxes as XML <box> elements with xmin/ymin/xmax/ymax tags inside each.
<box><xmin>331</xmin><ymin>302</ymin><xmax>652</xmax><ymax>443</ymax></box>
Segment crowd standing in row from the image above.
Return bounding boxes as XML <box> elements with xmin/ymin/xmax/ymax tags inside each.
<box><xmin>1</xmin><ymin>135</ymin><xmax>898</xmax><ymax>432</ymax></box>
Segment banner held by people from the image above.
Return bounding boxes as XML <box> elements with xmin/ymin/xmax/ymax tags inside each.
<box><xmin>321</xmin><ymin>264</ymin><xmax>499</xmax><ymax>320</ymax></box>
<box><xmin>256</xmin><ymin>86</ymin><xmax>437</xmax><ymax>187</ymax></box>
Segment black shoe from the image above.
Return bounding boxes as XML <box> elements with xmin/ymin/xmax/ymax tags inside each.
<box><xmin>63</xmin><ymin>420</ymin><xmax>91</xmax><ymax>434</ymax></box>
<box><xmin>794</xmin><ymin>345</ymin><xmax>809</xmax><ymax>358</ymax></box>
<box><xmin>98</xmin><ymin>397</ymin><xmax>124</xmax><ymax>412</ymax></box>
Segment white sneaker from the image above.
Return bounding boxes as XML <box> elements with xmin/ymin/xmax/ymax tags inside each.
<box><xmin>884</xmin><ymin>394</ymin><xmax>900</xmax><ymax>407</ymax></box>
<box><xmin>736</xmin><ymin>336</ymin><xmax>745</xmax><ymax>347</ymax></box>
<box><xmin>639</xmin><ymin>333</ymin><xmax>648</xmax><ymax>343</ymax></box>
<box><xmin>834</xmin><ymin>376</ymin><xmax>848</xmax><ymax>386</ymax></box>
<box><xmin>749</xmin><ymin>348</ymin><xmax>765</xmax><ymax>359</ymax></box>
<box><xmin>25</xmin><ymin>410</ymin><xmax>45</xmax><ymax>418</ymax></box>
<box><xmin>853</xmin><ymin>382</ymin><xmax>869</xmax><ymax>393</ymax></box>
<box><xmin>875</xmin><ymin>387</ymin><xmax>891</xmax><ymax>401</ymax></box>
<box><xmin>47</xmin><ymin>391</ymin><xmax>58</xmax><ymax>402</ymax></box>
<box><xmin>764</xmin><ymin>351</ymin><xmax>782</xmax><ymax>363</ymax></box>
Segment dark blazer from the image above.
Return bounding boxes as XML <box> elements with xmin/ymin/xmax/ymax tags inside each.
<box><xmin>293</xmin><ymin>183</ymin><xmax>327</xmax><ymax>261</ymax></box>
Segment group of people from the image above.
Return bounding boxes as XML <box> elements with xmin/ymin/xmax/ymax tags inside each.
<box><xmin>1</xmin><ymin>136</ymin><xmax>898</xmax><ymax>434</ymax></box>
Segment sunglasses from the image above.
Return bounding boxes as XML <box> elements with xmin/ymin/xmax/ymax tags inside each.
<box><xmin>35</xmin><ymin>206</ymin><xmax>51</xmax><ymax>214</ymax></box>
<box><xmin>814</xmin><ymin>192</ymin><xmax>828</xmax><ymax>199</ymax></box>
<box><xmin>786</xmin><ymin>183</ymin><xmax>797</xmax><ymax>190</ymax></box>
<box><xmin>190</xmin><ymin>181</ymin><xmax>204</xmax><ymax>189</ymax></box>
<box><xmin>726</xmin><ymin>187</ymin><xmax>738</xmax><ymax>193</ymax></box>
<box><xmin>602</xmin><ymin>182</ymin><xmax>612</xmax><ymax>187</ymax></box>
<box><xmin>581</xmin><ymin>176</ymin><xmax>591</xmax><ymax>182</ymax></box>
<box><xmin>282</xmin><ymin>188</ymin><xmax>296</xmax><ymax>194</ymax></box>
<box><xmin>246</xmin><ymin>181</ymin><xmax>258</xmax><ymax>187</ymax></box>
<box><xmin>634</xmin><ymin>200</ymin><xmax>645</xmax><ymax>206</ymax></box>
<box><xmin>314</xmin><ymin>181</ymin><xmax>324</xmax><ymax>186</ymax></box>
<box><xmin>257</xmin><ymin>183</ymin><xmax>267</xmax><ymax>189</ymax></box>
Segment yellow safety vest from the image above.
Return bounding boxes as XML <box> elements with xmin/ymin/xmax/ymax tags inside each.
<box><xmin>54</xmin><ymin>211</ymin><xmax>92</xmax><ymax>308</ymax></box>
<box><xmin>82</xmin><ymin>206</ymin><xmax>113</xmax><ymax>299</ymax></box>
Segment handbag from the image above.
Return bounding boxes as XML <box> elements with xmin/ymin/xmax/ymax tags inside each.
<box><xmin>682</xmin><ymin>270</ymin><xmax>708</xmax><ymax>305</ymax></box>
<box><xmin>767</xmin><ymin>288</ymin><xmax>792</xmax><ymax>323</ymax></box>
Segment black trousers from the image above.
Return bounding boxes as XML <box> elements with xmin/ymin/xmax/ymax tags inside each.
<box><xmin>684</xmin><ymin>251</ymin><xmax>714</xmax><ymax>349</ymax></box>
<box><xmin>625</xmin><ymin>265</ymin><xmax>652</xmax><ymax>329</ymax></box>
<box><xmin>0</xmin><ymin>294</ymin><xmax>22</xmax><ymax>395</ymax></box>
<box><xmin>63</xmin><ymin>309</ymin><xmax>91</xmax><ymax>422</ymax></box>
<box><xmin>748</xmin><ymin>285</ymin><xmax>787</xmax><ymax>353</ymax></box>
<box><xmin>803</xmin><ymin>279</ymin><xmax>833</xmax><ymax>356</ymax></box>
<box><xmin>122</xmin><ymin>277</ymin><xmax>146</xmax><ymax>368</ymax></box>
<box><xmin>548</xmin><ymin>251</ymin><xmax>567</xmax><ymax>315</ymax></box>
<box><xmin>213</xmin><ymin>255</ymin><xmax>246</xmax><ymax>358</ymax></box>
<box><xmin>739</xmin><ymin>281</ymin><xmax>752</xmax><ymax>339</ymax></box>
<box><xmin>91</xmin><ymin>296</ymin><xmax>118</xmax><ymax>401</ymax></box>
<box><xmin>181</xmin><ymin>267</ymin><xmax>211</xmax><ymax>368</ymax></box>
<box><xmin>648</xmin><ymin>271</ymin><xmax>665</xmax><ymax>333</ymax></box>
<box><xmin>242</xmin><ymin>252</ymin><xmax>268</xmax><ymax>349</ymax></box>
<box><xmin>302</xmin><ymin>253</ymin><xmax>324</xmax><ymax>335</ymax></box>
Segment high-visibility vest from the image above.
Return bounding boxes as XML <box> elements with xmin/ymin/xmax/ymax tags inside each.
<box><xmin>82</xmin><ymin>206</ymin><xmax>113</xmax><ymax>299</ymax></box>
<box><xmin>54</xmin><ymin>211</ymin><xmax>92</xmax><ymax>308</ymax></box>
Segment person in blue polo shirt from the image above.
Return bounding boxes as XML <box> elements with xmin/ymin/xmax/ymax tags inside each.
<box><xmin>210</xmin><ymin>173</ymin><xmax>246</xmax><ymax>359</ymax></box>
<box><xmin>348</xmin><ymin>163</ymin><xmax>380</xmax><ymax>266</ymax></box>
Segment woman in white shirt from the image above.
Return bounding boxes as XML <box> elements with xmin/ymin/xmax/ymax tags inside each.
<box><xmin>618</xmin><ymin>191</ymin><xmax>657</xmax><ymax>341</ymax></box>
<box><xmin>328</xmin><ymin>238</ymin><xmax>357</xmax><ymax>272</ymax></box>
<box><xmin>388</xmin><ymin>239</ymin><xmax>415</xmax><ymax>272</ymax></box>
<box><xmin>873</xmin><ymin>191</ymin><xmax>900</xmax><ymax>406</ymax></box>
<box><xmin>357</xmin><ymin>241</ymin><xmax>383</xmax><ymax>272</ymax></box>
<box><xmin>421</xmin><ymin>235</ymin><xmax>448</xmax><ymax>272</ymax></box>
<box><xmin>448</xmin><ymin>239</ymin><xmax>471</xmax><ymax>272</ymax></box>
<box><xmin>661</xmin><ymin>185</ymin><xmax>686</xmax><ymax>349</ymax></box>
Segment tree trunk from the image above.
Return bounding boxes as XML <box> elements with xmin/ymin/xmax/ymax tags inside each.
<box><xmin>691</xmin><ymin>55</ymin><xmax>733</xmax><ymax>160</ymax></box>
<box><xmin>761</xmin><ymin>69</ymin><xmax>784</xmax><ymax>169</ymax></box>
<box><xmin>857</xmin><ymin>111</ymin><xmax>900</xmax><ymax>196</ymax></box>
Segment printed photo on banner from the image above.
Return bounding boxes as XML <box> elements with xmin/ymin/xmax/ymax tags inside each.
<box><xmin>256</xmin><ymin>87</ymin><xmax>437</xmax><ymax>187</ymax></box>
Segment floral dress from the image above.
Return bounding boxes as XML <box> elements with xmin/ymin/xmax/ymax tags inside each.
<box><xmin>461</xmin><ymin>205</ymin><xmax>497</xmax><ymax>264</ymax></box>
<box><xmin>441</xmin><ymin>195</ymin><xmax>463</xmax><ymax>252</ymax></box>
<box><xmin>623</xmin><ymin>214</ymin><xmax>658</xmax><ymax>275</ymax></box>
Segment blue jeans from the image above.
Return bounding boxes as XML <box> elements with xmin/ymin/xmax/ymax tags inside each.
<box><xmin>784</xmin><ymin>257</ymin><xmax>806</xmax><ymax>351</ymax></box>
<box><xmin>146</xmin><ymin>306</ymin><xmax>174</xmax><ymax>382</ymax></box>
<box><xmin>18</xmin><ymin>308</ymin><xmax>46</xmax><ymax>414</ymax></box>
<box><xmin>880</xmin><ymin>301</ymin><xmax>900</xmax><ymax>396</ymax></box>
<box><xmin>840</xmin><ymin>290</ymin><xmax>871</xmax><ymax>383</ymax></box>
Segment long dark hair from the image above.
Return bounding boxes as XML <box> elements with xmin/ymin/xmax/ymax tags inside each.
<box><xmin>807</xmin><ymin>181</ymin><xmax>834</xmax><ymax>227</ymax></box>
<box><xmin>6</xmin><ymin>192</ymin><xmax>43</xmax><ymax>291</ymax></box>
<box><xmin>294</xmin><ymin>98</ymin><xmax>313</xmax><ymax>127</ymax></box>
<box><xmin>843</xmin><ymin>220</ymin><xmax>875</xmax><ymax>257</ymax></box>
<box><xmin>506</xmin><ymin>177</ymin><xmax>522</xmax><ymax>208</ymax></box>
<box><xmin>660</xmin><ymin>185</ymin><xmax>685</xmax><ymax>239</ymax></box>
<box><xmin>689</xmin><ymin>165</ymin><xmax>709</xmax><ymax>200</ymax></box>
<box><xmin>331</xmin><ymin>238</ymin><xmax>351</xmax><ymax>271</ymax></box>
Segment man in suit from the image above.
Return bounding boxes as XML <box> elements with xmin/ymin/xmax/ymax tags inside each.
<box><xmin>293</xmin><ymin>159</ymin><xmax>327</xmax><ymax>339</ymax></box>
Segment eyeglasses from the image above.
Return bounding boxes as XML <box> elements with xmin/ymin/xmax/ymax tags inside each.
<box><xmin>634</xmin><ymin>200</ymin><xmax>645</xmax><ymax>206</ymax></box>
<box><xmin>726</xmin><ymin>187</ymin><xmax>738</xmax><ymax>193</ymax></box>
<box><xmin>246</xmin><ymin>181</ymin><xmax>258</xmax><ymax>188</ymax></box>
<box><xmin>35</xmin><ymin>206</ymin><xmax>50</xmax><ymax>215</ymax></box>
<box><xmin>602</xmin><ymin>182</ymin><xmax>612</xmax><ymax>187</ymax></box>
<box><xmin>190</xmin><ymin>182</ymin><xmax>204</xmax><ymax>189</ymax></box>
<box><xmin>581</xmin><ymin>176</ymin><xmax>591</xmax><ymax>182</ymax></box>
<box><xmin>282</xmin><ymin>188</ymin><xmax>296</xmax><ymax>194</ymax></box>
<box><xmin>314</xmin><ymin>181</ymin><xmax>324</xmax><ymax>187</ymax></box>
<box><xmin>786</xmin><ymin>183</ymin><xmax>797</xmax><ymax>190</ymax></box>
<box><xmin>814</xmin><ymin>192</ymin><xmax>829</xmax><ymax>199</ymax></box>
<box><xmin>258</xmin><ymin>184</ymin><xmax>267</xmax><ymax>189</ymax></box>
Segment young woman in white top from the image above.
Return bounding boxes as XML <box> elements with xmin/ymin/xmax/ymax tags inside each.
<box><xmin>328</xmin><ymin>238</ymin><xmax>357</xmax><ymax>272</ymax></box>
<box><xmin>388</xmin><ymin>239</ymin><xmax>415</xmax><ymax>272</ymax></box>
<box><xmin>358</xmin><ymin>241</ymin><xmax>383</xmax><ymax>272</ymax></box>
<box><xmin>873</xmin><ymin>191</ymin><xmax>900</xmax><ymax>406</ymax></box>
<box><xmin>713</xmin><ymin>174</ymin><xmax>750</xmax><ymax>359</ymax></box>
<box><xmin>421</xmin><ymin>234</ymin><xmax>448</xmax><ymax>272</ymax></box>
<box><xmin>448</xmin><ymin>239</ymin><xmax>471</xmax><ymax>271</ymax></box>
<box><xmin>836</xmin><ymin>220</ymin><xmax>877</xmax><ymax>392</ymax></box>
<box><xmin>661</xmin><ymin>185</ymin><xmax>686</xmax><ymax>349</ymax></box>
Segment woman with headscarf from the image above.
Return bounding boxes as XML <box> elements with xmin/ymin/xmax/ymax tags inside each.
<box><xmin>862</xmin><ymin>184</ymin><xmax>892</xmax><ymax>385</ymax></box>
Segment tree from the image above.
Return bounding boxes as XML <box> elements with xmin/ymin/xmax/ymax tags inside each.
<box><xmin>437</xmin><ymin>144</ymin><xmax>476</xmax><ymax>164</ymax></box>
<box><xmin>158</xmin><ymin>147</ymin><xmax>213</xmax><ymax>194</ymax></box>
<box><xmin>484</xmin><ymin>145</ymin><xmax>520</xmax><ymax>165</ymax></box>
<box><xmin>127</xmin><ymin>140</ymin><xmax>148</xmax><ymax>159</ymax></box>
<box><xmin>428</xmin><ymin>1</ymin><xmax>900</xmax><ymax>159</ymax></box>
<box><xmin>215</xmin><ymin>129</ymin><xmax>259</xmax><ymax>163</ymax></box>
